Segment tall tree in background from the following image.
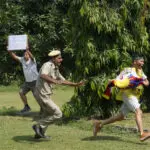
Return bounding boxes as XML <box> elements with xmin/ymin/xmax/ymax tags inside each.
<box><xmin>141</xmin><ymin>0</ymin><xmax>150</xmax><ymax>111</ymax></box>
<box><xmin>1</xmin><ymin>0</ymin><xmax>150</xmax><ymax>117</ymax></box>
<box><xmin>62</xmin><ymin>0</ymin><xmax>150</xmax><ymax>118</ymax></box>
<box><xmin>0</xmin><ymin>0</ymin><xmax>69</xmax><ymax>85</ymax></box>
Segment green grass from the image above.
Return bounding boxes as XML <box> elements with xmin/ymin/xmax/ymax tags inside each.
<box><xmin>0</xmin><ymin>84</ymin><xmax>18</xmax><ymax>92</ymax></box>
<box><xmin>0</xmin><ymin>85</ymin><xmax>150</xmax><ymax>150</ymax></box>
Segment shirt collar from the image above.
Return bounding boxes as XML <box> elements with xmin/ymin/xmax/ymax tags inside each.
<box><xmin>49</xmin><ymin>60</ymin><xmax>59</xmax><ymax>70</ymax></box>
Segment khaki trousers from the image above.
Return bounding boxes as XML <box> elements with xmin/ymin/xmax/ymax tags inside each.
<box><xmin>34</xmin><ymin>89</ymin><xmax>62</xmax><ymax>132</ymax></box>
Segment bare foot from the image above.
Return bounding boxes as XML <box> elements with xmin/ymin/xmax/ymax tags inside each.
<box><xmin>93</xmin><ymin>120</ymin><xmax>102</xmax><ymax>137</ymax></box>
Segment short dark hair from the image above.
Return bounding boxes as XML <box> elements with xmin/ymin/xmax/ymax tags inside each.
<box><xmin>132</xmin><ymin>55</ymin><xmax>144</xmax><ymax>61</ymax></box>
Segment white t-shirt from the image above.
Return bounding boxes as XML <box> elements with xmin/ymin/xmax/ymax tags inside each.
<box><xmin>116</xmin><ymin>67</ymin><xmax>147</xmax><ymax>80</ymax></box>
<box><xmin>17</xmin><ymin>56</ymin><xmax>39</xmax><ymax>82</ymax></box>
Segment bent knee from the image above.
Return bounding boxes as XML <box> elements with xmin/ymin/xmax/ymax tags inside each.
<box><xmin>19</xmin><ymin>90</ymin><xmax>24</xmax><ymax>96</ymax></box>
<box><xmin>57</xmin><ymin>111</ymin><xmax>63</xmax><ymax>118</ymax></box>
<box><xmin>55</xmin><ymin>109</ymin><xmax>62</xmax><ymax>119</ymax></box>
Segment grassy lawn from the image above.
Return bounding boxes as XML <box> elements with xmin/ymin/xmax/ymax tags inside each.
<box><xmin>0</xmin><ymin>85</ymin><xmax>150</xmax><ymax>150</ymax></box>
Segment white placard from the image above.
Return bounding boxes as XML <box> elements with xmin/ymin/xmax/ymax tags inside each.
<box><xmin>8</xmin><ymin>34</ymin><xmax>28</xmax><ymax>50</ymax></box>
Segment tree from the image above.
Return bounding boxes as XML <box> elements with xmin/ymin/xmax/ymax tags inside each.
<box><xmin>0</xmin><ymin>0</ymin><xmax>69</xmax><ymax>85</ymax></box>
<box><xmin>62</xmin><ymin>0</ymin><xmax>150</xmax><ymax>118</ymax></box>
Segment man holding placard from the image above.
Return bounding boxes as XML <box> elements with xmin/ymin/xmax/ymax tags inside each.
<box><xmin>7</xmin><ymin>35</ymin><xmax>39</xmax><ymax>114</ymax></box>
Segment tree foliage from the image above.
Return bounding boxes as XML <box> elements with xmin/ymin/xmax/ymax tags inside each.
<box><xmin>0</xmin><ymin>0</ymin><xmax>69</xmax><ymax>85</ymax></box>
<box><xmin>1</xmin><ymin>0</ymin><xmax>150</xmax><ymax>118</ymax></box>
<box><xmin>62</xmin><ymin>0</ymin><xmax>150</xmax><ymax>118</ymax></box>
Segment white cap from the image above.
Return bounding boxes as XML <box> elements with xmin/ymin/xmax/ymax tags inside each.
<box><xmin>48</xmin><ymin>50</ymin><xmax>61</xmax><ymax>57</ymax></box>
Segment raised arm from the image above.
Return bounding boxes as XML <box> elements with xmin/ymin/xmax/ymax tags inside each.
<box><xmin>26</xmin><ymin>50</ymin><xmax>34</xmax><ymax>60</ymax></box>
<box><xmin>7</xmin><ymin>49</ymin><xmax>20</xmax><ymax>62</ymax></box>
<box><xmin>26</xmin><ymin>44</ymin><xmax>35</xmax><ymax>60</ymax></box>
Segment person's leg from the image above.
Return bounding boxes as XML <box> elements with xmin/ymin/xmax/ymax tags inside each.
<box><xmin>93</xmin><ymin>112</ymin><xmax>124</xmax><ymax>136</ymax></box>
<box><xmin>37</xmin><ymin>97</ymin><xmax>62</xmax><ymax>131</ymax></box>
<box><xmin>32</xmin><ymin>93</ymin><xmax>62</xmax><ymax>139</ymax></box>
<box><xmin>124</xmin><ymin>96</ymin><xmax>143</xmax><ymax>134</ymax></box>
<box><xmin>123</xmin><ymin>95</ymin><xmax>150</xmax><ymax>141</ymax></box>
<box><xmin>101</xmin><ymin>112</ymin><xmax>124</xmax><ymax>126</ymax></box>
<box><xmin>93</xmin><ymin>96</ymin><xmax>130</xmax><ymax>137</ymax></box>
<box><xmin>31</xmin><ymin>81</ymin><xmax>43</xmax><ymax>115</ymax></box>
<box><xmin>135</xmin><ymin>107</ymin><xmax>150</xmax><ymax>141</ymax></box>
<box><xmin>32</xmin><ymin>89</ymin><xmax>47</xmax><ymax>139</ymax></box>
<box><xmin>19</xmin><ymin>82</ymin><xmax>31</xmax><ymax>112</ymax></box>
<box><xmin>135</xmin><ymin>108</ymin><xmax>143</xmax><ymax>135</ymax></box>
<box><xmin>19</xmin><ymin>91</ymin><xmax>28</xmax><ymax>105</ymax></box>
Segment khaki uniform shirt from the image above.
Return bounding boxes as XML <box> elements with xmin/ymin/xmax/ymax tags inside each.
<box><xmin>36</xmin><ymin>61</ymin><xmax>65</xmax><ymax>95</ymax></box>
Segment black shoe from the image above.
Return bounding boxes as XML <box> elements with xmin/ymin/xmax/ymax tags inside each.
<box><xmin>34</xmin><ymin>134</ymin><xmax>42</xmax><ymax>139</ymax></box>
<box><xmin>32</xmin><ymin>125</ymin><xmax>44</xmax><ymax>138</ymax></box>
<box><xmin>34</xmin><ymin>134</ymin><xmax>51</xmax><ymax>140</ymax></box>
<box><xmin>33</xmin><ymin>125</ymin><xmax>51</xmax><ymax>140</ymax></box>
<box><xmin>20</xmin><ymin>106</ymin><xmax>31</xmax><ymax>113</ymax></box>
<box><xmin>42</xmin><ymin>135</ymin><xmax>51</xmax><ymax>140</ymax></box>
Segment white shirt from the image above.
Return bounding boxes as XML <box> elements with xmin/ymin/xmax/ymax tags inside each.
<box><xmin>17</xmin><ymin>56</ymin><xmax>39</xmax><ymax>82</ymax></box>
<box><xmin>116</xmin><ymin>67</ymin><xmax>147</xmax><ymax>80</ymax></box>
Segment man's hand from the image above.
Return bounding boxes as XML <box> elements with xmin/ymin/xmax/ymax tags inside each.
<box><xmin>7</xmin><ymin>46</ymin><xmax>10</xmax><ymax>52</ymax></box>
<box><xmin>142</xmin><ymin>79</ymin><xmax>149</xmax><ymax>87</ymax></box>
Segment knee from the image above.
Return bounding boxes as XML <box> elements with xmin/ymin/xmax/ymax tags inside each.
<box><xmin>58</xmin><ymin>111</ymin><xmax>63</xmax><ymax>119</ymax></box>
<box><xmin>55</xmin><ymin>109</ymin><xmax>62</xmax><ymax>119</ymax></box>
<box><xmin>19</xmin><ymin>90</ymin><xmax>24</xmax><ymax>96</ymax></box>
<box><xmin>32</xmin><ymin>89</ymin><xmax>36</xmax><ymax>96</ymax></box>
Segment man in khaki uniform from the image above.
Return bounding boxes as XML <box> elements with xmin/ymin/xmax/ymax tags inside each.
<box><xmin>32</xmin><ymin>50</ymin><xmax>83</xmax><ymax>139</ymax></box>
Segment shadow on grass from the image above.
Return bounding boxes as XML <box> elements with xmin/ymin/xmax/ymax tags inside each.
<box><xmin>0</xmin><ymin>106</ymin><xmax>19</xmax><ymax>116</ymax></box>
<box><xmin>0</xmin><ymin>106</ymin><xmax>79</xmax><ymax>124</ymax></box>
<box><xmin>82</xmin><ymin>135</ymin><xmax>122</xmax><ymax>141</ymax></box>
<box><xmin>0</xmin><ymin>106</ymin><xmax>41</xmax><ymax>120</ymax></box>
<box><xmin>82</xmin><ymin>136</ymin><xmax>148</xmax><ymax>145</ymax></box>
<box><xmin>12</xmin><ymin>135</ymin><xmax>49</xmax><ymax>143</ymax></box>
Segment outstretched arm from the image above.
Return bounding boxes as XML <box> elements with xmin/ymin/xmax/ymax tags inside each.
<box><xmin>40</xmin><ymin>74</ymin><xmax>84</xmax><ymax>87</ymax></box>
<box><xmin>59</xmin><ymin>80</ymin><xmax>84</xmax><ymax>87</ymax></box>
<box><xmin>40</xmin><ymin>74</ymin><xmax>60</xmax><ymax>84</ymax></box>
